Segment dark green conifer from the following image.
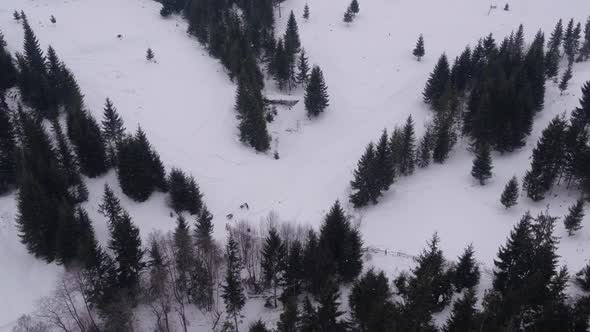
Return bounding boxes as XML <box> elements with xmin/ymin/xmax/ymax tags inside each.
<box><xmin>222</xmin><ymin>233</ymin><xmax>245</xmax><ymax>332</ymax></box>
<box><xmin>443</xmin><ymin>289</ymin><xmax>479</xmax><ymax>332</ymax></box>
<box><xmin>350</xmin><ymin>143</ymin><xmax>379</xmax><ymax>207</ymax></box>
<box><xmin>413</xmin><ymin>34</ymin><xmax>425</xmax><ymax>61</ymax></box>
<box><xmin>304</xmin><ymin>66</ymin><xmax>329</xmax><ymax>117</ymax></box>
<box><xmin>261</xmin><ymin>227</ymin><xmax>286</xmax><ymax>308</ymax></box>
<box><xmin>471</xmin><ymin>143</ymin><xmax>493</xmax><ymax>185</ymax></box>
<box><xmin>564</xmin><ymin>198</ymin><xmax>585</xmax><ymax>236</ymax></box>
<box><xmin>423</xmin><ymin>54</ymin><xmax>450</xmax><ymax>110</ymax></box>
<box><xmin>500</xmin><ymin>176</ymin><xmax>519</xmax><ymax>208</ymax></box>
<box><xmin>399</xmin><ymin>115</ymin><xmax>416</xmax><ymax>175</ymax></box>
<box><xmin>453</xmin><ymin>244</ymin><xmax>480</xmax><ymax>291</ymax></box>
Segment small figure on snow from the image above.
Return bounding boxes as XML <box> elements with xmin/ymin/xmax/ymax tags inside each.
<box><xmin>504</xmin><ymin>3</ymin><xmax>509</xmax><ymax>11</ymax></box>
<box><xmin>13</xmin><ymin>10</ymin><xmax>21</xmax><ymax>21</ymax></box>
<box><xmin>50</xmin><ymin>15</ymin><xmax>56</xmax><ymax>24</ymax></box>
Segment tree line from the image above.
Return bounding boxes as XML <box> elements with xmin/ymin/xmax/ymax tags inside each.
<box><xmin>349</xmin><ymin>17</ymin><xmax>590</xmax><ymax>208</ymax></box>
<box><xmin>156</xmin><ymin>0</ymin><xmax>330</xmax><ymax>153</ymax></box>
<box><xmin>0</xmin><ymin>14</ymin><xmax>208</xmax><ymax>265</ymax></box>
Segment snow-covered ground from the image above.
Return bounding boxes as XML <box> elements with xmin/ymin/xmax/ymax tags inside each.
<box><xmin>1</xmin><ymin>0</ymin><xmax>590</xmax><ymax>329</ymax></box>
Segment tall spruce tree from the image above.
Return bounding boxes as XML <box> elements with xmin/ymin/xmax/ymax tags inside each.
<box><xmin>374</xmin><ymin>129</ymin><xmax>395</xmax><ymax>191</ymax></box>
<box><xmin>284</xmin><ymin>11</ymin><xmax>301</xmax><ymax>59</ymax></box>
<box><xmin>319</xmin><ymin>201</ymin><xmax>363</xmax><ymax>282</ymax></box>
<box><xmin>16</xmin><ymin>109</ymin><xmax>71</xmax><ymax>263</ymax></box>
<box><xmin>101</xmin><ymin>186</ymin><xmax>144</xmax><ymax>298</ymax></box>
<box><xmin>174</xmin><ymin>215</ymin><xmax>194</xmax><ymax>296</ymax></box>
<box><xmin>423</xmin><ymin>54</ymin><xmax>450</xmax><ymax>111</ymax></box>
<box><xmin>261</xmin><ymin>227</ymin><xmax>286</xmax><ymax>308</ymax></box>
<box><xmin>299</xmin><ymin>296</ymin><xmax>318</xmax><ymax>332</ymax></box>
<box><xmin>559</xmin><ymin>63</ymin><xmax>573</xmax><ymax>95</ymax></box>
<box><xmin>51</xmin><ymin>120</ymin><xmax>88</xmax><ymax>203</ymax></box>
<box><xmin>523</xmin><ymin>115</ymin><xmax>567</xmax><ymax>201</ymax></box>
<box><xmin>276</xmin><ymin>297</ymin><xmax>299</xmax><ymax>332</ymax></box>
<box><xmin>168</xmin><ymin>168</ymin><xmax>202</xmax><ymax>214</ymax></box>
<box><xmin>548</xmin><ymin>19</ymin><xmax>564</xmax><ymax>51</ymax></box>
<box><xmin>0</xmin><ymin>100</ymin><xmax>17</xmax><ymax>194</ymax></box>
<box><xmin>413</xmin><ymin>34</ymin><xmax>425</xmax><ymax>61</ymax></box>
<box><xmin>399</xmin><ymin>115</ymin><xmax>416</xmax><ymax>175</ymax></box>
<box><xmin>317</xmin><ymin>280</ymin><xmax>346</xmax><ymax>332</ymax></box>
<box><xmin>443</xmin><ymin>289</ymin><xmax>479</xmax><ymax>332</ymax></box>
<box><xmin>304</xmin><ymin>66</ymin><xmax>329</xmax><ymax>117</ymax></box>
<box><xmin>349</xmin><ymin>269</ymin><xmax>397</xmax><ymax>332</ymax></box>
<box><xmin>283</xmin><ymin>239</ymin><xmax>303</xmax><ymax>299</ymax></box>
<box><xmin>222</xmin><ymin>233</ymin><xmax>246</xmax><ymax>332</ymax></box>
<box><xmin>296</xmin><ymin>49</ymin><xmax>310</xmax><ymax>86</ymax></box>
<box><xmin>303</xmin><ymin>4</ymin><xmax>310</xmax><ymax>20</ymax></box>
<box><xmin>101</xmin><ymin>98</ymin><xmax>125</xmax><ymax>167</ymax></box>
<box><xmin>349</xmin><ymin>0</ymin><xmax>360</xmax><ymax>14</ymax></box>
<box><xmin>453</xmin><ymin>244</ymin><xmax>480</xmax><ymax>291</ymax></box>
<box><xmin>117</xmin><ymin>127</ymin><xmax>167</xmax><ymax>202</ymax></box>
<box><xmin>350</xmin><ymin>143</ymin><xmax>380</xmax><ymax>207</ymax></box>
<box><xmin>471</xmin><ymin>143</ymin><xmax>493</xmax><ymax>185</ymax></box>
<box><xmin>578</xmin><ymin>17</ymin><xmax>590</xmax><ymax>62</ymax></box>
<box><xmin>235</xmin><ymin>73</ymin><xmax>271</xmax><ymax>152</ymax></box>
<box><xmin>66</xmin><ymin>107</ymin><xmax>109</xmax><ymax>178</ymax></box>
<box><xmin>500</xmin><ymin>176</ymin><xmax>519</xmax><ymax>209</ymax></box>
<box><xmin>0</xmin><ymin>31</ymin><xmax>17</xmax><ymax>93</ymax></box>
<box><xmin>417</xmin><ymin>128</ymin><xmax>433</xmax><ymax>168</ymax></box>
<box><xmin>564</xmin><ymin>198</ymin><xmax>585</xmax><ymax>236</ymax></box>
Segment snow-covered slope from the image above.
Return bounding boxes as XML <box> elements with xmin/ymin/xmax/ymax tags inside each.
<box><xmin>1</xmin><ymin>0</ymin><xmax>590</xmax><ymax>328</ymax></box>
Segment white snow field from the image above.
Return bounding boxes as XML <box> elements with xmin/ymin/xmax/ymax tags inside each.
<box><xmin>1</xmin><ymin>0</ymin><xmax>590</xmax><ymax>329</ymax></box>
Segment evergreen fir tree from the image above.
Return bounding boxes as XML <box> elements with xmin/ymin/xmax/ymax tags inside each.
<box><xmin>45</xmin><ymin>46</ymin><xmax>63</xmax><ymax>117</ymax></box>
<box><xmin>103</xmin><ymin>187</ymin><xmax>144</xmax><ymax>297</ymax></box>
<box><xmin>303</xmin><ymin>4</ymin><xmax>310</xmax><ymax>20</ymax></box>
<box><xmin>222</xmin><ymin>233</ymin><xmax>246</xmax><ymax>332</ymax></box>
<box><xmin>296</xmin><ymin>49</ymin><xmax>310</xmax><ymax>86</ymax></box>
<box><xmin>350</xmin><ymin>143</ymin><xmax>379</xmax><ymax>207</ymax></box>
<box><xmin>432</xmin><ymin>110</ymin><xmax>456</xmax><ymax>163</ymax></box>
<box><xmin>276</xmin><ymin>298</ymin><xmax>299</xmax><ymax>332</ymax></box>
<box><xmin>413</xmin><ymin>34</ymin><xmax>425</xmax><ymax>61</ymax></box>
<box><xmin>545</xmin><ymin>48</ymin><xmax>560</xmax><ymax>79</ymax></box>
<box><xmin>261</xmin><ymin>227</ymin><xmax>286</xmax><ymax>308</ymax></box>
<box><xmin>578</xmin><ymin>17</ymin><xmax>590</xmax><ymax>62</ymax></box>
<box><xmin>389</xmin><ymin>126</ymin><xmax>404</xmax><ymax>171</ymax></box>
<box><xmin>174</xmin><ymin>215</ymin><xmax>194</xmax><ymax>296</ymax></box>
<box><xmin>559</xmin><ymin>63</ymin><xmax>573</xmax><ymax>95</ymax></box>
<box><xmin>548</xmin><ymin>19</ymin><xmax>564</xmax><ymax>51</ymax></box>
<box><xmin>349</xmin><ymin>0</ymin><xmax>360</xmax><ymax>14</ymax></box>
<box><xmin>284</xmin><ymin>11</ymin><xmax>301</xmax><ymax>58</ymax></box>
<box><xmin>146</xmin><ymin>48</ymin><xmax>155</xmax><ymax>61</ymax></box>
<box><xmin>563</xmin><ymin>19</ymin><xmax>576</xmax><ymax>61</ymax></box>
<box><xmin>101</xmin><ymin>98</ymin><xmax>125</xmax><ymax>167</ymax></box>
<box><xmin>283</xmin><ymin>239</ymin><xmax>303</xmax><ymax>299</ymax></box>
<box><xmin>576</xmin><ymin>264</ymin><xmax>590</xmax><ymax>292</ymax></box>
<box><xmin>117</xmin><ymin>126</ymin><xmax>167</xmax><ymax>202</ymax></box>
<box><xmin>304</xmin><ymin>66</ymin><xmax>329</xmax><ymax>117</ymax></box>
<box><xmin>453</xmin><ymin>244</ymin><xmax>480</xmax><ymax>291</ymax></box>
<box><xmin>423</xmin><ymin>54</ymin><xmax>450</xmax><ymax>111</ymax></box>
<box><xmin>523</xmin><ymin>115</ymin><xmax>567</xmax><ymax>201</ymax></box>
<box><xmin>471</xmin><ymin>143</ymin><xmax>493</xmax><ymax>185</ymax></box>
<box><xmin>0</xmin><ymin>100</ymin><xmax>17</xmax><ymax>194</ymax></box>
<box><xmin>250</xmin><ymin>320</ymin><xmax>270</xmax><ymax>332</ymax></box>
<box><xmin>374</xmin><ymin>129</ymin><xmax>395</xmax><ymax>191</ymax></box>
<box><xmin>343</xmin><ymin>8</ymin><xmax>354</xmax><ymax>24</ymax></box>
<box><xmin>302</xmin><ymin>229</ymin><xmax>334</xmax><ymax>296</ymax></box>
<box><xmin>66</xmin><ymin>107</ymin><xmax>109</xmax><ymax>178</ymax></box>
<box><xmin>564</xmin><ymin>197</ymin><xmax>585</xmax><ymax>236</ymax></box>
<box><xmin>167</xmin><ymin>168</ymin><xmax>203</xmax><ymax>214</ymax></box>
<box><xmin>74</xmin><ymin>207</ymin><xmax>101</xmax><ymax>269</ymax></box>
<box><xmin>417</xmin><ymin>128</ymin><xmax>433</xmax><ymax>168</ymax></box>
<box><xmin>16</xmin><ymin>109</ymin><xmax>71</xmax><ymax>262</ymax></box>
<box><xmin>235</xmin><ymin>73</ymin><xmax>271</xmax><ymax>152</ymax></box>
<box><xmin>500</xmin><ymin>176</ymin><xmax>519</xmax><ymax>209</ymax></box>
<box><xmin>399</xmin><ymin>115</ymin><xmax>416</xmax><ymax>175</ymax></box>
<box><xmin>443</xmin><ymin>289</ymin><xmax>479</xmax><ymax>332</ymax></box>
<box><xmin>317</xmin><ymin>280</ymin><xmax>346</xmax><ymax>332</ymax></box>
<box><xmin>319</xmin><ymin>201</ymin><xmax>363</xmax><ymax>282</ymax></box>
<box><xmin>51</xmin><ymin>120</ymin><xmax>88</xmax><ymax>203</ymax></box>
<box><xmin>349</xmin><ymin>269</ymin><xmax>397</xmax><ymax>332</ymax></box>
<box><xmin>0</xmin><ymin>31</ymin><xmax>17</xmax><ymax>93</ymax></box>
<box><xmin>299</xmin><ymin>296</ymin><xmax>318</xmax><ymax>332</ymax></box>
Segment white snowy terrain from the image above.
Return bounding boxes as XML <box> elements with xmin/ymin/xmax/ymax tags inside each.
<box><xmin>1</xmin><ymin>0</ymin><xmax>590</xmax><ymax>329</ymax></box>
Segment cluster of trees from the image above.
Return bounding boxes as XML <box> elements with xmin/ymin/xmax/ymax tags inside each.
<box><xmin>158</xmin><ymin>0</ymin><xmax>331</xmax><ymax>152</ymax></box>
<box><xmin>343</xmin><ymin>0</ymin><xmax>360</xmax><ymax>23</ymax></box>
<box><xmin>522</xmin><ymin>82</ymin><xmax>590</xmax><ymax>201</ymax></box>
<box><xmin>0</xmin><ymin>15</ymin><xmax>209</xmax><ymax>265</ymax></box>
<box><xmin>349</xmin><ymin>110</ymin><xmax>457</xmax><ymax>207</ymax></box>
<box><xmin>253</xmin><ymin>210</ymin><xmax>590</xmax><ymax>332</ymax></box>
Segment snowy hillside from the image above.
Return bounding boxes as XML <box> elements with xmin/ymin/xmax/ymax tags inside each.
<box><xmin>1</xmin><ymin>0</ymin><xmax>590</xmax><ymax>329</ymax></box>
